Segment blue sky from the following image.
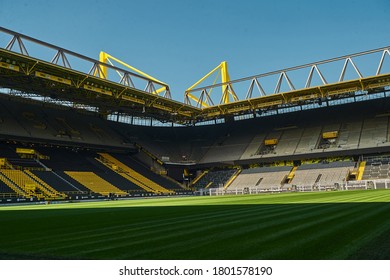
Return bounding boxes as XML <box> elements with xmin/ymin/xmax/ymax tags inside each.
<box><xmin>1</xmin><ymin>0</ymin><xmax>390</xmax><ymax>102</ymax></box>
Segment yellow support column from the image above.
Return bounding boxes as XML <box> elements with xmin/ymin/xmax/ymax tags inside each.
<box><xmin>99</xmin><ymin>51</ymin><xmax>109</xmax><ymax>79</ymax></box>
<box><xmin>98</xmin><ymin>51</ymin><xmax>168</xmax><ymax>95</ymax></box>
<box><xmin>220</xmin><ymin>61</ymin><xmax>238</xmax><ymax>104</ymax></box>
<box><xmin>185</xmin><ymin>61</ymin><xmax>238</xmax><ymax>108</ymax></box>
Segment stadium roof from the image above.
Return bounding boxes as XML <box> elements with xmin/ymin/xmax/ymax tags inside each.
<box><xmin>1</xmin><ymin>26</ymin><xmax>390</xmax><ymax>125</ymax></box>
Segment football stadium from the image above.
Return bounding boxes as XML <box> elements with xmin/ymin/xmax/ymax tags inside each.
<box><xmin>1</xmin><ymin>26</ymin><xmax>390</xmax><ymax>260</ymax></box>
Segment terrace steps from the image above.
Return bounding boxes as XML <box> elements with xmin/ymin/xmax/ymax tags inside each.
<box><xmin>64</xmin><ymin>171</ymin><xmax>127</xmax><ymax>196</ymax></box>
<box><xmin>97</xmin><ymin>153</ymin><xmax>173</xmax><ymax>194</ymax></box>
<box><xmin>24</xmin><ymin>170</ymin><xmax>66</xmax><ymax>199</ymax></box>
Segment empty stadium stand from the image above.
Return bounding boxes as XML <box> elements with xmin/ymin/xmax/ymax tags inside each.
<box><xmin>0</xmin><ymin>171</ymin><xmax>26</xmax><ymax>197</ymax></box>
<box><xmin>0</xmin><ymin>95</ymin><xmax>127</xmax><ymax>148</ymax></box>
<box><xmin>289</xmin><ymin>161</ymin><xmax>355</xmax><ymax>191</ymax></box>
<box><xmin>31</xmin><ymin>170</ymin><xmax>85</xmax><ymax>193</ymax></box>
<box><xmin>1</xmin><ymin>89</ymin><xmax>390</xmax><ymax>201</ymax></box>
<box><xmin>98</xmin><ymin>153</ymin><xmax>174</xmax><ymax>194</ymax></box>
<box><xmin>104</xmin><ymin>96</ymin><xmax>390</xmax><ymax>166</ymax></box>
<box><xmin>0</xmin><ymin>140</ymin><xmax>189</xmax><ymax>201</ymax></box>
<box><xmin>362</xmin><ymin>155</ymin><xmax>390</xmax><ymax>180</ymax></box>
<box><xmin>2</xmin><ymin>94</ymin><xmax>390</xmax><ymax>166</ymax></box>
<box><xmin>113</xmin><ymin>153</ymin><xmax>185</xmax><ymax>191</ymax></box>
<box><xmin>24</xmin><ymin>170</ymin><xmax>66</xmax><ymax>198</ymax></box>
<box><xmin>0</xmin><ymin>169</ymin><xmax>56</xmax><ymax>199</ymax></box>
<box><xmin>64</xmin><ymin>171</ymin><xmax>127</xmax><ymax>196</ymax></box>
<box><xmin>192</xmin><ymin>169</ymin><xmax>236</xmax><ymax>189</ymax></box>
<box><xmin>228</xmin><ymin>166</ymin><xmax>292</xmax><ymax>191</ymax></box>
<box><xmin>0</xmin><ymin>177</ymin><xmax>16</xmax><ymax>197</ymax></box>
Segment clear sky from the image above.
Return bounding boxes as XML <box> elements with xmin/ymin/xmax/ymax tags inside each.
<box><xmin>1</xmin><ymin>0</ymin><xmax>390</xmax><ymax>102</ymax></box>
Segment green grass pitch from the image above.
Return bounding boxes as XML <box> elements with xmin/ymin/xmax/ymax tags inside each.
<box><xmin>1</xmin><ymin>190</ymin><xmax>390</xmax><ymax>260</ymax></box>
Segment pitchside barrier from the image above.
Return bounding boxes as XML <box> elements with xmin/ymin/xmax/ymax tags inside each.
<box><xmin>208</xmin><ymin>180</ymin><xmax>390</xmax><ymax>196</ymax></box>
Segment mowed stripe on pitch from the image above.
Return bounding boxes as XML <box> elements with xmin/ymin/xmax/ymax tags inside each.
<box><xmin>0</xmin><ymin>190</ymin><xmax>389</xmax><ymax>259</ymax></box>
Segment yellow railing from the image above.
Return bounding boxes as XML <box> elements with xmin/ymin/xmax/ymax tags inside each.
<box><xmin>24</xmin><ymin>170</ymin><xmax>66</xmax><ymax>199</ymax></box>
<box><xmin>191</xmin><ymin>170</ymin><xmax>208</xmax><ymax>186</ymax></box>
<box><xmin>224</xmin><ymin>169</ymin><xmax>241</xmax><ymax>190</ymax></box>
<box><xmin>357</xmin><ymin>161</ymin><xmax>366</xmax><ymax>181</ymax></box>
<box><xmin>286</xmin><ymin>166</ymin><xmax>298</xmax><ymax>183</ymax></box>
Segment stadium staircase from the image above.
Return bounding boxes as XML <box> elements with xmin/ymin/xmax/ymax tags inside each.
<box><xmin>286</xmin><ymin>166</ymin><xmax>298</xmax><ymax>183</ymax></box>
<box><xmin>223</xmin><ymin>169</ymin><xmax>241</xmax><ymax>190</ymax></box>
<box><xmin>190</xmin><ymin>170</ymin><xmax>208</xmax><ymax>188</ymax></box>
<box><xmin>97</xmin><ymin>153</ymin><xmax>174</xmax><ymax>194</ymax></box>
<box><xmin>192</xmin><ymin>169</ymin><xmax>237</xmax><ymax>189</ymax></box>
<box><xmin>24</xmin><ymin>170</ymin><xmax>66</xmax><ymax>199</ymax></box>
<box><xmin>227</xmin><ymin>166</ymin><xmax>292</xmax><ymax>191</ymax></box>
<box><xmin>357</xmin><ymin>161</ymin><xmax>366</xmax><ymax>180</ymax></box>
<box><xmin>64</xmin><ymin>171</ymin><xmax>128</xmax><ymax>196</ymax></box>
